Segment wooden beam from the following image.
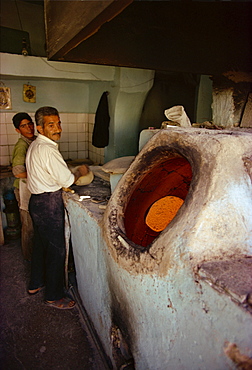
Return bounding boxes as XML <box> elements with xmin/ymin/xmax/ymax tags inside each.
<box><xmin>45</xmin><ymin>0</ymin><xmax>133</xmax><ymax>60</ymax></box>
<box><xmin>45</xmin><ymin>1</ymin><xmax>252</xmax><ymax>75</ymax></box>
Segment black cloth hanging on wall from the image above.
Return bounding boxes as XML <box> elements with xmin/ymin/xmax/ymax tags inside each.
<box><xmin>92</xmin><ymin>91</ymin><xmax>110</xmax><ymax>148</ymax></box>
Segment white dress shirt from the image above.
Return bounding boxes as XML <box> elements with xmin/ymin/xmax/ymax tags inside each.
<box><xmin>26</xmin><ymin>134</ymin><xmax>74</xmax><ymax>194</ymax></box>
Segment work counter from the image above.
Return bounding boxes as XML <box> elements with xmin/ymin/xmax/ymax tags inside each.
<box><xmin>63</xmin><ymin>173</ymin><xmax>111</xmax><ymax>223</ymax></box>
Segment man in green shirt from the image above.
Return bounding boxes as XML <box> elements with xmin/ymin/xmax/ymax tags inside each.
<box><xmin>12</xmin><ymin>113</ymin><xmax>36</xmax><ymax>261</ymax></box>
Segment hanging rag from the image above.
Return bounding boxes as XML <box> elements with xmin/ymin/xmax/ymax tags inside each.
<box><xmin>92</xmin><ymin>91</ymin><xmax>110</xmax><ymax>148</ymax></box>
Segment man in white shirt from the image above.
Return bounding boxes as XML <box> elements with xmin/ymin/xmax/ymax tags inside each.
<box><xmin>26</xmin><ymin>106</ymin><xmax>89</xmax><ymax>309</ymax></box>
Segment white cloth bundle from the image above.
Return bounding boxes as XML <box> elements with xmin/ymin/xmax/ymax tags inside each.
<box><xmin>164</xmin><ymin>105</ymin><xmax>191</xmax><ymax>127</ymax></box>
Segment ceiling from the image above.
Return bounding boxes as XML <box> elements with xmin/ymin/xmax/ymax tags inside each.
<box><xmin>22</xmin><ymin>0</ymin><xmax>44</xmax><ymax>5</ymax></box>
<box><xmin>44</xmin><ymin>0</ymin><xmax>252</xmax><ymax>76</ymax></box>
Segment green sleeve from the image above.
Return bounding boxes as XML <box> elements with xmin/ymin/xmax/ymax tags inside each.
<box><xmin>12</xmin><ymin>138</ymin><xmax>29</xmax><ymax>189</ymax></box>
<box><xmin>12</xmin><ymin>138</ymin><xmax>29</xmax><ymax>167</ymax></box>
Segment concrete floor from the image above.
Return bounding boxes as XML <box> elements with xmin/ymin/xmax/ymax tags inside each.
<box><xmin>0</xmin><ymin>238</ymin><xmax>110</xmax><ymax>370</ymax></box>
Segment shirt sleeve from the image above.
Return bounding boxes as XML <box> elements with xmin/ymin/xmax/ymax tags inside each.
<box><xmin>12</xmin><ymin>164</ymin><xmax>26</xmax><ymax>177</ymax></box>
<box><xmin>46</xmin><ymin>146</ymin><xmax>75</xmax><ymax>188</ymax></box>
<box><xmin>12</xmin><ymin>140</ymin><xmax>28</xmax><ymax>176</ymax></box>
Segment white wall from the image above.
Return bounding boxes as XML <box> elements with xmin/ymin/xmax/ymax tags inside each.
<box><xmin>0</xmin><ymin>111</ymin><xmax>105</xmax><ymax>166</ymax></box>
<box><xmin>0</xmin><ymin>53</ymin><xmax>155</xmax><ymax>165</ymax></box>
<box><xmin>0</xmin><ymin>54</ymin><xmax>215</xmax><ymax>167</ymax></box>
<box><xmin>0</xmin><ymin>78</ymin><xmax>89</xmax><ymax>113</ymax></box>
<box><xmin>196</xmin><ymin>75</ymin><xmax>213</xmax><ymax>123</ymax></box>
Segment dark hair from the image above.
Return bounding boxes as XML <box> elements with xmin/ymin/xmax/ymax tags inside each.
<box><xmin>12</xmin><ymin>112</ymin><xmax>32</xmax><ymax>129</ymax></box>
<box><xmin>35</xmin><ymin>106</ymin><xmax>59</xmax><ymax>128</ymax></box>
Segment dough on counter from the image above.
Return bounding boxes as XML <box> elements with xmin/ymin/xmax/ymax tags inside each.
<box><xmin>101</xmin><ymin>156</ymin><xmax>135</xmax><ymax>174</ymax></box>
<box><xmin>72</xmin><ymin>165</ymin><xmax>94</xmax><ymax>186</ymax></box>
<box><xmin>75</xmin><ymin>171</ymin><xmax>94</xmax><ymax>186</ymax></box>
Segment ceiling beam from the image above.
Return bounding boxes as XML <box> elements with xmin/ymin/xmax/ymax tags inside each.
<box><xmin>45</xmin><ymin>1</ymin><xmax>252</xmax><ymax>75</ymax></box>
<box><xmin>45</xmin><ymin>0</ymin><xmax>133</xmax><ymax>60</ymax></box>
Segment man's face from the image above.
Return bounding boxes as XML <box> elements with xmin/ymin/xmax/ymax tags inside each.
<box><xmin>37</xmin><ymin>115</ymin><xmax>62</xmax><ymax>141</ymax></box>
<box><xmin>16</xmin><ymin>119</ymin><xmax>35</xmax><ymax>139</ymax></box>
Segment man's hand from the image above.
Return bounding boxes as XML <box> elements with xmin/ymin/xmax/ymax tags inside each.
<box><xmin>78</xmin><ymin>165</ymin><xmax>89</xmax><ymax>176</ymax></box>
<box><xmin>74</xmin><ymin>165</ymin><xmax>89</xmax><ymax>182</ymax></box>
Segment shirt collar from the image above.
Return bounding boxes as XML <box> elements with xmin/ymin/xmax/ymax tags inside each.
<box><xmin>37</xmin><ymin>133</ymin><xmax>58</xmax><ymax>147</ymax></box>
<box><xmin>21</xmin><ymin>134</ymin><xmax>36</xmax><ymax>146</ymax></box>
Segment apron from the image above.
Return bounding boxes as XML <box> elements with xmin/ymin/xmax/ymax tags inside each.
<box><xmin>19</xmin><ymin>179</ymin><xmax>31</xmax><ymax>211</ymax></box>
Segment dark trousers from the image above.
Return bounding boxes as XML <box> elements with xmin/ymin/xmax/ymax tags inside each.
<box><xmin>28</xmin><ymin>190</ymin><xmax>66</xmax><ymax>301</ymax></box>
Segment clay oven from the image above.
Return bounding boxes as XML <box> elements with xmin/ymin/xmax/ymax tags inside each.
<box><xmin>103</xmin><ymin>127</ymin><xmax>252</xmax><ymax>274</ymax></box>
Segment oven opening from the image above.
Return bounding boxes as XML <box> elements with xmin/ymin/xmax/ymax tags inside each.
<box><xmin>124</xmin><ymin>155</ymin><xmax>192</xmax><ymax>248</ymax></box>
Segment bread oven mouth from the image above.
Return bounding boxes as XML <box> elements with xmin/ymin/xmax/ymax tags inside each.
<box><xmin>124</xmin><ymin>154</ymin><xmax>192</xmax><ymax>248</ymax></box>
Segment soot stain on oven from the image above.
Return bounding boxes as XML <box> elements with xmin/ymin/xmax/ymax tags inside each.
<box><xmin>243</xmin><ymin>155</ymin><xmax>252</xmax><ymax>183</ymax></box>
<box><xmin>108</xmin><ymin>276</ymin><xmax>136</xmax><ymax>369</ymax></box>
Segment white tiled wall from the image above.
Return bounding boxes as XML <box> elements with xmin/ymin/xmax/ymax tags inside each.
<box><xmin>0</xmin><ymin>112</ymin><xmax>19</xmax><ymax>166</ymax></box>
<box><xmin>0</xmin><ymin>112</ymin><xmax>105</xmax><ymax>166</ymax></box>
<box><xmin>59</xmin><ymin>113</ymin><xmax>89</xmax><ymax>161</ymax></box>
